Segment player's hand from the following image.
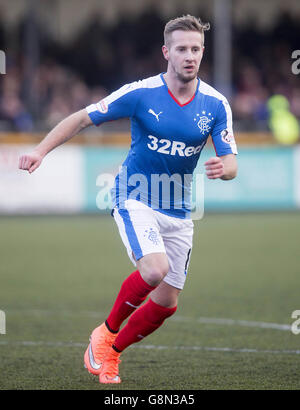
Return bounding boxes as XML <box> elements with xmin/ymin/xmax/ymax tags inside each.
<box><xmin>18</xmin><ymin>151</ymin><xmax>43</xmax><ymax>174</ymax></box>
<box><xmin>204</xmin><ymin>157</ymin><xmax>225</xmax><ymax>179</ymax></box>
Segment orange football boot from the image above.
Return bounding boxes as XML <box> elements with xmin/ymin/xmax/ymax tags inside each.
<box><xmin>84</xmin><ymin>323</ymin><xmax>118</xmax><ymax>375</ymax></box>
<box><xmin>99</xmin><ymin>347</ymin><xmax>122</xmax><ymax>384</ymax></box>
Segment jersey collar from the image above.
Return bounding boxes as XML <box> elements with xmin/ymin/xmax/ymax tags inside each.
<box><xmin>160</xmin><ymin>73</ymin><xmax>200</xmax><ymax>107</ymax></box>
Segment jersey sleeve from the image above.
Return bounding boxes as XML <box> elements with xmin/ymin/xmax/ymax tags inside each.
<box><xmin>211</xmin><ymin>98</ymin><xmax>238</xmax><ymax>156</ymax></box>
<box><xmin>85</xmin><ymin>82</ymin><xmax>142</xmax><ymax>126</ymax></box>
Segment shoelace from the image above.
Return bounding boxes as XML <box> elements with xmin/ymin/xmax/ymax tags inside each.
<box><xmin>94</xmin><ymin>332</ymin><xmax>115</xmax><ymax>359</ymax></box>
<box><xmin>103</xmin><ymin>356</ymin><xmax>121</xmax><ymax>378</ymax></box>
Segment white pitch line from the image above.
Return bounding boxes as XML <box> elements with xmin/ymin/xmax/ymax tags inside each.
<box><xmin>0</xmin><ymin>340</ymin><xmax>300</xmax><ymax>355</ymax></box>
<box><xmin>5</xmin><ymin>310</ymin><xmax>292</xmax><ymax>332</ymax></box>
<box><xmin>172</xmin><ymin>316</ymin><xmax>292</xmax><ymax>331</ymax></box>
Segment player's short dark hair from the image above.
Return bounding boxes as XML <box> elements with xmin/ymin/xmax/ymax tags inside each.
<box><xmin>164</xmin><ymin>15</ymin><xmax>210</xmax><ymax>47</ymax></box>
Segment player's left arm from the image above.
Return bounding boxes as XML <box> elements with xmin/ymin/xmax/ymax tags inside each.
<box><xmin>206</xmin><ymin>97</ymin><xmax>238</xmax><ymax>180</ymax></box>
<box><xmin>205</xmin><ymin>154</ymin><xmax>237</xmax><ymax>180</ymax></box>
<box><xmin>220</xmin><ymin>153</ymin><xmax>237</xmax><ymax>180</ymax></box>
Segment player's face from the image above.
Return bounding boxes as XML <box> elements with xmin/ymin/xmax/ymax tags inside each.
<box><xmin>163</xmin><ymin>30</ymin><xmax>204</xmax><ymax>83</ymax></box>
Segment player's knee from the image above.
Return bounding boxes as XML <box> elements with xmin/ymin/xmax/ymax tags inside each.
<box><xmin>141</xmin><ymin>261</ymin><xmax>169</xmax><ymax>287</ymax></box>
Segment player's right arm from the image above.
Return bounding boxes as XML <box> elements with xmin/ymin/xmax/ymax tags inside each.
<box><xmin>19</xmin><ymin>108</ymin><xmax>92</xmax><ymax>173</ymax></box>
<box><xmin>19</xmin><ymin>79</ymin><xmax>142</xmax><ymax>174</ymax></box>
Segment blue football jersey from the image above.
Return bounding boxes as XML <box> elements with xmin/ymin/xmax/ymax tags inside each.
<box><xmin>86</xmin><ymin>73</ymin><xmax>237</xmax><ymax>219</ymax></box>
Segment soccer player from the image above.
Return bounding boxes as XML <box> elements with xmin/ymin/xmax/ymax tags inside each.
<box><xmin>19</xmin><ymin>15</ymin><xmax>238</xmax><ymax>384</ymax></box>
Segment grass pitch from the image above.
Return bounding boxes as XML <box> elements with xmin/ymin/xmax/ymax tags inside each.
<box><xmin>0</xmin><ymin>212</ymin><xmax>300</xmax><ymax>390</ymax></box>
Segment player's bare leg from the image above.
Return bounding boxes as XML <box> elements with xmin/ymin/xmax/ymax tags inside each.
<box><xmin>149</xmin><ymin>280</ymin><xmax>181</xmax><ymax>308</ymax></box>
<box><xmin>136</xmin><ymin>252</ymin><xmax>169</xmax><ymax>287</ymax></box>
<box><xmin>104</xmin><ymin>252</ymin><xmax>169</xmax><ymax>333</ymax></box>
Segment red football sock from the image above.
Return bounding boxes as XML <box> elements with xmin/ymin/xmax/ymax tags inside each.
<box><xmin>106</xmin><ymin>270</ymin><xmax>156</xmax><ymax>332</ymax></box>
<box><xmin>113</xmin><ymin>298</ymin><xmax>177</xmax><ymax>352</ymax></box>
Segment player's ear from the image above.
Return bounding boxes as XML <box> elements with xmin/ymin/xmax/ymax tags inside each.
<box><xmin>200</xmin><ymin>45</ymin><xmax>205</xmax><ymax>59</ymax></box>
<box><xmin>162</xmin><ymin>45</ymin><xmax>169</xmax><ymax>61</ymax></box>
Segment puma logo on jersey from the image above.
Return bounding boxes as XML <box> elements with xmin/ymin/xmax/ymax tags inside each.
<box><xmin>148</xmin><ymin>108</ymin><xmax>163</xmax><ymax>121</ymax></box>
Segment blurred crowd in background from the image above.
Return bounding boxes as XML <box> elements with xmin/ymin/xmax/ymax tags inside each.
<box><xmin>0</xmin><ymin>7</ymin><xmax>299</xmax><ymax>133</ymax></box>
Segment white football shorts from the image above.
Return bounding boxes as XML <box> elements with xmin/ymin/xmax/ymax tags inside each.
<box><xmin>113</xmin><ymin>199</ymin><xmax>193</xmax><ymax>290</ymax></box>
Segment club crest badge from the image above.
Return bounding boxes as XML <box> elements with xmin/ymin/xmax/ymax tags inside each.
<box><xmin>194</xmin><ymin>111</ymin><xmax>214</xmax><ymax>135</ymax></box>
<box><xmin>144</xmin><ymin>228</ymin><xmax>160</xmax><ymax>245</ymax></box>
